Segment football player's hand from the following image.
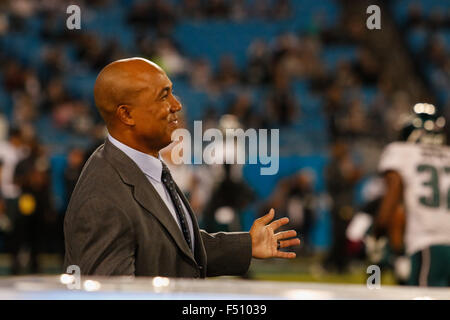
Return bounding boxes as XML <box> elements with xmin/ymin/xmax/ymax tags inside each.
<box><xmin>249</xmin><ymin>208</ymin><xmax>301</xmax><ymax>259</ymax></box>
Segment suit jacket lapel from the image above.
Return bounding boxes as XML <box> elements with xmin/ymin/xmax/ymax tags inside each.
<box><xmin>103</xmin><ymin>139</ymin><xmax>197</xmax><ymax>265</ymax></box>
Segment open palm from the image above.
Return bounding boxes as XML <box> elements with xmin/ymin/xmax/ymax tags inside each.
<box><xmin>249</xmin><ymin>208</ymin><xmax>301</xmax><ymax>259</ymax></box>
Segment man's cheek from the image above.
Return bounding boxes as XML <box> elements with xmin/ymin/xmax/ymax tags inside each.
<box><xmin>159</xmin><ymin>104</ymin><xmax>171</xmax><ymax>119</ymax></box>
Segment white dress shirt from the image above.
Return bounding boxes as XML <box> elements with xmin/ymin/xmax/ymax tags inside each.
<box><xmin>107</xmin><ymin>134</ymin><xmax>195</xmax><ymax>252</ymax></box>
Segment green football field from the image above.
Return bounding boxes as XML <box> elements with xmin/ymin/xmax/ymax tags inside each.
<box><xmin>246</xmin><ymin>255</ymin><xmax>397</xmax><ymax>285</ymax></box>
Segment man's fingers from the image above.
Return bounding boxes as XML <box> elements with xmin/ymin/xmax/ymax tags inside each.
<box><xmin>275</xmin><ymin>230</ymin><xmax>297</xmax><ymax>240</ymax></box>
<box><xmin>278</xmin><ymin>238</ymin><xmax>301</xmax><ymax>248</ymax></box>
<box><xmin>257</xmin><ymin>208</ymin><xmax>275</xmax><ymax>225</ymax></box>
<box><xmin>276</xmin><ymin>251</ymin><xmax>296</xmax><ymax>259</ymax></box>
<box><xmin>268</xmin><ymin>217</ymin><xmax>289</xmax><ymax>231</ymax></box>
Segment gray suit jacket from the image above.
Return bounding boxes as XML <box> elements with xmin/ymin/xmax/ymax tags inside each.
<box><xmin>63</xmin><ymin>139</ymin><xmax>252</xmax><ymax>278</ymax></box>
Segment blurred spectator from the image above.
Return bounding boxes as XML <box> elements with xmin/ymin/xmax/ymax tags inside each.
<box><xmin>428</xmin><ymin>8</ymin><xmax>448</xmax><ymax>31</ymax></box>
<box><xmin>0</xmin><ymin>160</ymin><xmax>12</xmax><ymax>236</ymax></box>
<box><xmin>181</xmin><ymin>0</ymin><xmax>203</xmax><ymax>19</ymax></box>
<box><xmin>127</xmin><ymin>0</ymin><xmax>176</xmax><ymax>35</ymax></box>
<box><xmin>0</xmin><ymin>113</ymin><xmax>8</xmax><ymax>141</ymax></box>
<box><xmin>215</xmin><ymin>55</ymin><xmax>241</xmax><ymax>89</ymax></box>
<box><xmin>324</xmin><ymin>84</ymin><xmax>345</xmax><ymax>140</ymax></box>
<box><xmin>204</xmin><ymin>0</ymin><xmax>230</xmax><ymax>18</ymax></box>
<box><xmin>298</xmin><ymin>36</ymin><xmax>325</xmax><ymax>79</ymax></box>
<box><xmin>202</xmin><ymin>164</ymin><xmax>255</xmax><ymax>232</ymax></box>
<box><xmin>246</xmin><ymin>39</ymin><xmax>271</xmax><ymax>85</ymax></box>
<box><xmin>228</xmin><ymin>93</ymin><xmax>263</xmax><ymax>129</ymax></box>
<box><xmin>405</xmin><ymin>3</ymin><xmax>425</xmax><ymax>30</ymax></box>
<box><xmin>352</xmin><ymin>48</ymin><xmax>380</xmax><ymax>86</ymax></box>
<box><xmin>427</xmin><ymin>36</ymin><xmax>447</xmax><ymax>69</ymax></box>
<box><xmin>334</xmin><ymin>61</ymin><xmax>359</xmax><ymax>89</ymax></box>
<box><xmin>39</xmin><ymin>77</ymin><xmax>69</xmax><ymax>113</ymax></box>
<box><xmin>3</xmin><ymin>60</ymin><xmax>26</xmax><ymax>93</ymax></box>
<box><xmin>40</xmin><ymin>46</ymin><xmax>67</xmax><ymax>81</ymax></box>
<box><xmin>8</xmin><ymin>138</ymin><xmax>55</xmax><ymax>274</ymax></box>
<box><xmin>230</xmin><ymin>0</ymin><xmax>247</xmax><ymax>21</ymax></box>
<box><xmin>272</xmin><ymin>33</ymin><xmax>302</xmax><ymax>78</ymax></box>
<box><xmin>323</xmin><ymin>141</ymin><xmax>361</xmax><ymax>273</ymax></box>
<box><xmin>13</xmin><ymin>93</ymin><xmax>37</xmax><ymax>127</ymax></box>
<box><xmin>263</xmin><ymin>169</ymin><xmax>318</xmax><ymax>255</ymax></box>
<box><xmin>0</xmin><ymin>128</ymin><xmax>27</xmax><ymax>200</ymax></box>
<box><xmin>341</xmin><ymin>99</ymin><xmax>368</xmax><ymax>138</ymax></box>
<box><xmin>152</xmin><ymin>38</ymin><xmax>186</xmax><ymax>77</ymax></box>
<box><xmin>253</xmin><ymin>0</ymin><xmax>270</xmax><ymax>19</ymax></box>
<box><xmin>74</xmin><ymin>33</ymin><xmax>110</xmax><ymax>70</ymax></box>
<box><xmin>189</xmin><ymin>58</ymin><xmax>214</xmax><ymax>90</ymax></box>
<box><xmin>64</xmin><ymin>148</ymin><xmax>86</xmax><ymax>205</ymax></box>
<box><xmin>265</xmin><ymin>71</ymin><xmax>298</xmax><ymax>126</ymax></box>
<box><xmin>273</xmin><ymin>0</ymin><xmax>292</xmax><ymax>20</ymax></box>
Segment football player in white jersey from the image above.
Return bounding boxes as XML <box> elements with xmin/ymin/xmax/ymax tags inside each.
<box><xmin>375</xmin><ymin>103</ymin><xmax>450</xmax><ymax>287</ymax></box>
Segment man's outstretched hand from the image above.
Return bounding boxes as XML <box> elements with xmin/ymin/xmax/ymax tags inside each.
<box><xmin>249</xmin><ymin>208</ymin><xmax>301</xmax><ymax>259</ymax></box>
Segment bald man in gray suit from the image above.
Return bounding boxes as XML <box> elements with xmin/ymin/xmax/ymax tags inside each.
<box><xmin>63</xmin><ymin>58</ymin><xmax>300</xmax><ymax>277</ymax></box>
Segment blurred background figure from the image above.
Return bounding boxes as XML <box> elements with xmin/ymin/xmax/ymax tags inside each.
<box><xmin>0</xmin><ymin>160</ymin><xmax>12</xmax><ymax>239</ymax></box>
<box><xmin>201</xmin><ymin>114</ymin><xmax>256</xmax><ymax>233</ymax></box>
<box><xmin>0</xmin><ymin>129</ymin><xmax>27</xmax><ymax>203</ymax></box>
<box><xmin>203</xmin><ymin>163</ymin><xmax>255</xmax><ymax>233</ymax></box>
<box><xmin>63</xmin><ymin>148</ymin><xmax>86</xmax><ymax>204</ymax></box>
<box><xmin>262</xmin><ymin>169</ymin><xmax>318</xmax><ymax>256</ymax></box>
<box><xmin>323</xmin><ymin>141</ymin><xmax>361</xmax><ymax>273</ymax></box>
<box><xmin>9</xmin><ymin>138</ymin><xmax>55</xmax><ymax>274</ymax></box>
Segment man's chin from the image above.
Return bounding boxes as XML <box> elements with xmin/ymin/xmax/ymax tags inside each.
<box><xmin>159</xmin><ymin>133</ymin><xmax>174</xmax><ymax>150</ymax></box>
<box><xmin>167</xmin><ymin>124</ymin><xmax>179</xmax><ymax>137</ymax></box>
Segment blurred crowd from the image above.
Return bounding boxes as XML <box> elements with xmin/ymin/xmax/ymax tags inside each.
<box><xmin>0</xmin><ymin>0</ymin><xmax>448</xmax><ymax>276</ymax></box>
<box><xmin>401</xmin><ymin>2</ymin><xmax>450</xmax><ymax>111</ymax></box>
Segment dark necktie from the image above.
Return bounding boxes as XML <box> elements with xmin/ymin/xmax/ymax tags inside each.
<box><xmin>161</xmin><ymin>162</ymin><xmax>192</xmax><ymax>251</ymax></box>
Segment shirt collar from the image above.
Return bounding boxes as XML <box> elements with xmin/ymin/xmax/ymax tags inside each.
<box><xmin>107</xmin><ymin>133</ymin><xmax>163</xmax><ymax>182</ymax></box>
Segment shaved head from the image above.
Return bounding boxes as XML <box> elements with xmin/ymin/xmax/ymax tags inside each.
<box><xmin>94</xmin><ymin>57</ymin><xmax>182</xmax><ymax>156</ymax></box>
<box><xmin>94</xmin><ymin>58</ymin><xmax>164</xmax><ymax>125</ymax></box>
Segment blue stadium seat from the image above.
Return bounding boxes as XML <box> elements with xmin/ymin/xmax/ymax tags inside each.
<box><xmin>64</xmin><ymin>73</ymin><xmax>97</xmax><ymax>102</ymax></box>
<box><xmin>0</xmin><ymin>79</ymin><xmax>13</xmax><ymax>121</ymax></box>
<box><xmin>249</xmin><ymin>85</ymin><xmax>269</xmax><ymax>112</ymax></box>
<box><xmin>1</xmin><ymin>34</ymin><xmax>43</xmax><ymax>67</ymax></box>
<box><xmin>321</xmin><ymin>46</ymin><xmax>357</xmax><ymax>71</ymax></box>
<box><xmin>243</xmin><ymin>154</ymin><xmax>329</xmax><ymax>198</ymax></box>
<box><xmin>82</xmin><ymin>6</ymin><xmax>136</xmax><ymax>53</ymax></box>
<box><xmin>174</xmin><ymin>21</ymin><xmax>278</xmax><ymax>70</ymax></box>
<box><xmin>407</xmin><ymin>28</ymin><xmax>428</xmax><ymax>53</ymax></box>
<box><xmin>391</xmin><ymin>0</ymin><xmax>450</xmax><ymax>25</ymax></box>
<box><xmin>298</xmin><ymin>93</ymin><xmax>323</xmax><ymax>116</ymax></box>
<box><xmin>360</xmin><ymin>86</ymin><xmax>377</xmax><ymax>108</ymax></box>
<box><xmin>50</xmin><ymin>154</ymin><xmax>68</xmax><ymax>213</ymax></box>
<box><xmin>436</xmin><ymin>30</ymin><xmax>450</xmax><ymax>50</ymax></box>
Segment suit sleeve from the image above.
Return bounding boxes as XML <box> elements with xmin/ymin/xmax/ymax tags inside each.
<box><xmin>200</xmin><ymin>231</ymin><xmax>252</xmax><ymax>277</ymax></box>
<box><xmin>63</xmin><ymin>197</ymin><xmax>136</xmax><ymax>276</ymax></box>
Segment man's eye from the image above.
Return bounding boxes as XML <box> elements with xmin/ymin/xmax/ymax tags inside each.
<box><xmin>162</xmin><ymin>95</ymin><xmax>168</xmax><ymax>100</ymax></box>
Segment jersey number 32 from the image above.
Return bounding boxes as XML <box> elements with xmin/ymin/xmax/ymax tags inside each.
<box><xmin>417</xmin><ymin>164</ymin><xmax>450</xmax><ymax>210</ymax></box>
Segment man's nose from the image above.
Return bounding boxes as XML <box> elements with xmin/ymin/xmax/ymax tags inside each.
<box><xmin>170</xmin><ymin>95</ymin><xmax>182</xmax><ymax>112</ymax></box>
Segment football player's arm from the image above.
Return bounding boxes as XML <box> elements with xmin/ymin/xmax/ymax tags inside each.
<box><xmin>374</xmin><ymin>170</ymin><xmax>403</xmax><ymax>237</ymax></box>
<box><xmin>389</xmin><ymin>205</ymin><xmax>406</xmax><ymax>253</ymax></box>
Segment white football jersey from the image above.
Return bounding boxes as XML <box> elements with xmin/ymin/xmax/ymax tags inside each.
<box><xmin>379</xmin><ymin>141</ymin><xmax>450</xmax><ymax>255</ymax></box>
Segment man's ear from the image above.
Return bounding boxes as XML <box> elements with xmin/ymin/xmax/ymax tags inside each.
<box><xmin>116</xmin><ymin>105</ymin><xmax>135</xmax><ymax>126</ymax></box>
